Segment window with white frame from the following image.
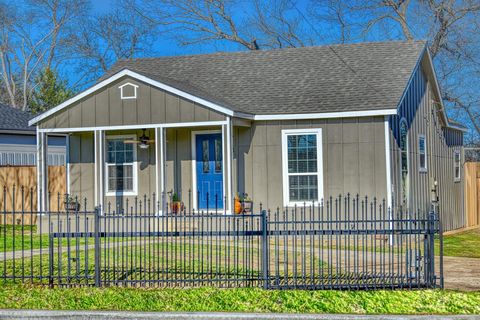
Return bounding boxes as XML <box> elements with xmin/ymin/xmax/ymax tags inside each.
<box><xmin>454</xmin><ymin>150</ymin><xmax>461</xmax><ymax>182</ymax></box>
<box><xmin>282</xmin><ymin>129</ymin><xmax>323</xmax><ymax>206</ymax></box>
<box><xmin>106</xmin><ymin>136</ymin><xmax>137</xmax><ymax>195</ymax></box>
<box><xmin>418</xmin><ymin>135</ymin><xmax>427</xmax><ymax>172</ymax></box>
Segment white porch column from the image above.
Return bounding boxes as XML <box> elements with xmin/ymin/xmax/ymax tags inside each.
<box><xmin>36</xmin><ymin>131</ymin><xmax>48</xmax><ymax>212</ymax></box>
<box><xmin>94</xmin><ymin>130</ymin><xmax>105</xmax><ymax>211</ymax></box>
<box><xmin>65</xmin><ymin>134</ymin><xmax>70</xmax><ymax>195</ymax></box>
<box><xmin>155</xmin><ymin>127</ymin><xmax>166</xmax><ymax>214</ymax></box>
<box><xmin>225</xmin><ymin>117</ymin><xmax>233</xmax><ymax>214</ymax></box>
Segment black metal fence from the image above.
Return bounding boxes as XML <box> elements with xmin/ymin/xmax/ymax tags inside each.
<box><xmin>0</xmin><ymin>192</ymin><xmax>443</xmax><ymax>289</ymax></box>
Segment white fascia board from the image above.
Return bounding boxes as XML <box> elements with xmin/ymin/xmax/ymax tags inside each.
<box><xmin>37</xmin><ymin>120</ymin><xmax>229</xmax><ymax>133</ymax></box>
<box><xmin>424</xmin><ymin>48</ymin><xmax>467</xmax><ymax>132</ymax></box>
<box><xmin>254</xmin><ymin>109</ymin><xmax>397</xmax><ymax>120</ymax></box>
<box><xmin>29</xmin><ymin>69</ymin><xmax>240</xmax><ymax>126</ymax></box>
<box><xmin>425</xmin><ymin>49</ymin><xmax>449</xmax><ymax>124</ymax></box>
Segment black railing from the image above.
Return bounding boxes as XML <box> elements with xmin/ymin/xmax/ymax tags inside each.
<box><xmin>0</xmin><ymin>190</ymin><xmax>443</xmax><ymax>289</ymax></box>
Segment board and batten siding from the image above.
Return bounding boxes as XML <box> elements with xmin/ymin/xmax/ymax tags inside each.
<box><xmin>38</xmin><ymin>76</ymin><xmax>225</xmax><ymax>129</ymax></box>
<box><xmin>68</xmin><ymin>133</ymin><xmax>95</xmax><ymax>207</ymax></box>
<box><xmin>389</xmin><ymin>56</ymin><xmax>464</xmax><ymax>231</ymax></box>
<box><xmin>234</xmin><ymin>118</ymin><xmax>388</xmax><ymax>211</ymax></box>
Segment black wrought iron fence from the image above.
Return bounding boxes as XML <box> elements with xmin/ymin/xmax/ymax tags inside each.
<box><xmin>0</xmin><ymin>190</ymin><xmax>443</xmax><ymax>289</ymax></box>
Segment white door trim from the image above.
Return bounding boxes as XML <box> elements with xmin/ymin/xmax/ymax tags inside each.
<box><xmin>191</xmin><ymin>129</ymin><xmax>224</xmax><ymax>213</ymax></box>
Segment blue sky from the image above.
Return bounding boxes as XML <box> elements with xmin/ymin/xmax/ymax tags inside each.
<box><xmin>87</xmin><ymin>0</ymin><xmax>322</xmax><ymax>59</ymax></box>
<box><xmin>91</xmin><ymin>0</ymin><xmax>115</xmax><ymax>14</ymax></box>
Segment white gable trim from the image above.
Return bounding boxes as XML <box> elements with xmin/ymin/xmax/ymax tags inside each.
<box><xmin>29</xmin><ymin>69</ymin><xmax>238</xmax><ymax>126</ymax></box>
<box><xmin>425</xmin><ymin>49</ymin><xmax>468</xmax><ymax>132</ymax></box>
<box><xmin>404</xmin><ymin>46</ymin><xmax>467</xmax><ymax>132</ymax></box>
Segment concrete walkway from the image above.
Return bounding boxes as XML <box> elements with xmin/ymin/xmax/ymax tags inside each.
<box><xmin>441</xmin><ymin>256</ymin><xmax>480</xmax><ymax>291</ymax></box>
<box><xmin>0</xmin><ymin>310</ymin><xmax>477</xmax><ymax>319</ymax></box>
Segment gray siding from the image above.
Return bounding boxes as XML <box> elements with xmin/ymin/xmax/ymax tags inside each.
<box><xmin>39</xmin><ymin>76</ymin><xmax>225</xmax><ymax>129</ymax></box>
<box><xmin>69</xmin><ymin>133</ymin><xmax>94</xmax><ymax>206</ymax></box>
<box><xmin>69</xmin><ymin>118</ymin><xmax>387</xmax><ymax>212</ymax></box>
<box><xmin>234</xmin><ymin>118</ymin><xmax>388</xmax><ymax>210</ymax></box>
<box><xmin>389</xmin><ymin>58</ymin><xmax>464</xmax><ymax>231</ymax></box>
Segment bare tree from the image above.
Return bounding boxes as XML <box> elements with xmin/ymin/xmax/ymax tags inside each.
<box><xmin>0</xmin><ymin>0</ymin><xmax>87</xmax><ymax>110</ymax></box>
<box><xmin>250</xmin><ymin>0</ymin><xmax>313</xmax><ymax>48</ymax></box>
<box><xmin>317</xmin><ymin>0</ymin><xmax>480</xmax><ymax>143</ymax></box>
<box><xmin>66</xmin><ymin>4</ymin><xmax>157</xmax><ymax>87</ymax></box>
<box><xmin>131</xmin><ymin>0</ymin><xmax>311</xmax><ymax>50</ymax></box>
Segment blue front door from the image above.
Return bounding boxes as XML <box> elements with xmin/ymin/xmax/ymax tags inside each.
<box><xmin>196</xmin><ymin>133</ymin><xmax>223</xmax><ymax>209</ymax></box>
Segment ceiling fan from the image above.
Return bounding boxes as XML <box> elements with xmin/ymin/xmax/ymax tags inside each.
<box><xmin>124</xmin><ymin>129</ymin><xmax>155</xmax><ymax>149</ymax></box>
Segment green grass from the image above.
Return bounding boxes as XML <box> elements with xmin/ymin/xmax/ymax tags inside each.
<box><xmin>1</xmin><ymin>241</ymin><xmax>264</xmax><ymax>284</ymax></box>
<box><xmin>0</xmin><ymin>225</ymin><xmax>95</xmax><ymax>252</ymax></box>
<box><xmin>0</xmin><ymin>285</ymin><xmax>478</xmax><ymax>314</ymax></box>
<box><xmin>436</xmin><ymin>228</ymin><xmax>480</xmax><ymax>258</ymax></box>
<box><xmin>0</xmin><ymin>225</ymin><xmax>45</xmax><ymax>252</ymax></box>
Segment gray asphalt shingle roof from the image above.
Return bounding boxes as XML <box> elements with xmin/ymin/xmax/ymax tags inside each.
<box><xmin>103</xmin><ymin>40</ymin><xmax>427</xmax><ymax>115</ymax></box>
<box><xmin>0</xmin><ymin>103</ymin><xmax>34</xmax><ymax>131</ymax></box>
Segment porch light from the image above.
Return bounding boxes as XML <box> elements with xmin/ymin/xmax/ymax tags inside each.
<box><xmin>139</xmin><ymin>142</ymin><xmax>150</xmax><ymax>149</ymax></box>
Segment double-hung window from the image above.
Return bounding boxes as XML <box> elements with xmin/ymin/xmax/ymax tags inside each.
<box><xmin>106</xmin><ymin>136</ymin><xmax>137</xmax><ymax>195</ymax></box>
<box><xmin>418</xmin><ymin>134</ymin><xmax>427</xmax><ymax>172</ymax></box>
<box><xmin>282</xmin><ymin>129</ymin><xmax>323</xmax><ymax>206</ymax></box>
<box><xmin>454</xmin><ymin>150</ymin><xmax>461</xmax><ymax>182</ymax></box>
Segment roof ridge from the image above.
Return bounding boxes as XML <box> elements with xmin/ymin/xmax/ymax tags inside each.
<box><xmin>121</xmin><ymin>40</ymin><xmax>427</xmax><ymax>62</ymax></box>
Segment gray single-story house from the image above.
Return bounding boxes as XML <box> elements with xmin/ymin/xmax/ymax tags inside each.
<box><xmin>29</xmin><ymin>40</ymin><xmax>466</xmax><ymax>230</ymax></box>
<box><xmin>0</xmin><ymin>103</ymin><xmax>66</xmax><ymax>166</ymax></box>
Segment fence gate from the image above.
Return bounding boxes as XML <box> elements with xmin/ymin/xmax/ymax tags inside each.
<box><xmin>265</xmin><ymin>201</ymin><xmax>442</xmax><ymax>289</ymax></box>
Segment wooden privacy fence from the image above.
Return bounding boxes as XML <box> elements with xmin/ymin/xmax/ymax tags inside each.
<box><xmin>0</xmin><ymin>166</ymin><xmax>66</xmax><ymax>224</ymax></box>
<box><xmin>465</xmin><ymin>162</ymin><xmax>480</xmax><ymax>228</ymax></box>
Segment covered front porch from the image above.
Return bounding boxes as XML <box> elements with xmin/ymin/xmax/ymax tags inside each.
<box><xmin>36</xmin><ymin>119</ymin><xmax>237</xmax><ymax>214</ymax></box>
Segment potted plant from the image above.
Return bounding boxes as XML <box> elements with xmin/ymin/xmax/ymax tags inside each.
<box><xmin>64</xmin><ymin>195</ymin><xmax>80</xmax><ymax>212</ymax></box>
<box><xmin>170</xmin><ymin>193</ymin><xmax>184</xmax><ymax>214</ymax></box>
<box><xmin>240</xmin><ymin>193</ymin><xmax>253</xmax><ymax>214</ymax></box>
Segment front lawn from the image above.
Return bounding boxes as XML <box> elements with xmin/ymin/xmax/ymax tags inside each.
<box><xmin>0</xmin><ymin>225</ymin><xmax>46</xmax><ymax>252</ymax></box>
<box><xmin>0</xmin><ymin>285</ymin><xmax>478</xmax><ymax>314</ymax></box>
<box><xmin>436</xmin><ymin>228</ymin><xmax>480</xmax><ymax>258</ymax></box>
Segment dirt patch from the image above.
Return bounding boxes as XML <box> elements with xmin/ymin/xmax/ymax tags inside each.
<box><xmin>440</xmin><ymin>256</ymin><xmax>480</xmax><ymax>291</ymax></box>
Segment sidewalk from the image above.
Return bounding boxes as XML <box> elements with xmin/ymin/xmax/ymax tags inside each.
<box><xmin>0</xmin><ymin>310</ymin><xmax>477</xmax><ymax>319</ymax></box>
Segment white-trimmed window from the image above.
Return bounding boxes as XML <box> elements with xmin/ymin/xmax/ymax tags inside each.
<box><xmin>105</xmin><ymin>135</ymin><xmax>137</xmax><ymax>195</ymax></box>
<box><xmin>418</xmin><ymin>134</ymin><xmax>427</xmax><ymax>172</ymax></box>
<box><xmin>281</xmin><ymin>129</ymin><xmax>323</xmax><ymax>206</ymax></box>
<box><xmin>454</xmin><ymin>150</ymin><xmax>461</xmax><ymax>182</ymax></box>
<box><xmin>118</xmin><ymin>82</ymin><xmax>138</xmax><ymax>100</ymax></box>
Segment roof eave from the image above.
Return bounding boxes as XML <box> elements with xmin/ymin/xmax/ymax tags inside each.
<box><xmin>446</xmin><ymin>123</ymin><xmax>468</xmax><ymax>132</ymax></box>
<box><xmin>0</xmin><ymin>129</ymin><xmax>36</xmax><ymax>134</ymax></box>
<box><xmin>397</xmin><ymin>44</ymin><xmax>466</xmax><ymax>133</ymax></box>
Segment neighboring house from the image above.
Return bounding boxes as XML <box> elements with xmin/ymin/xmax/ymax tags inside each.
<box><xmin>0</xmin><ymin>103</ymin><xmax>66</xmax><ymax>166</ymax></box>
<box><xmin>29</xmin><ymin>41</ymin><xmax>465</xmax><ymax>230</ymax></box>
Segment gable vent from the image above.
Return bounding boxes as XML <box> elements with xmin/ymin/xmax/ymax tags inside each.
<box><xmin>119</xmin><ymin>82</ymin><xmax>139</xmax><ymax>100</ymax></box>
